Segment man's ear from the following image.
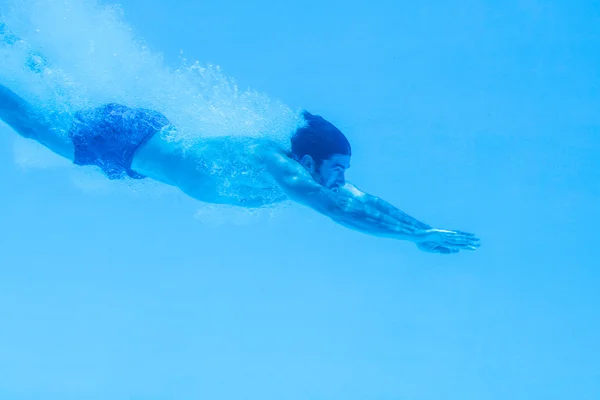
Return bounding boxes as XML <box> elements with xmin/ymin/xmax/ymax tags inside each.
<box><xmin>299</xmin><ymin>154</ymin><xmax>316</xmax><ymax>173</ymax></box>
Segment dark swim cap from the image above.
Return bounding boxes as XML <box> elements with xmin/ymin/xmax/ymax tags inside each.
<box><xmin>290</xmin><ymin>111</ymin><xmax>351</xmax><ymax>163</ymax></box>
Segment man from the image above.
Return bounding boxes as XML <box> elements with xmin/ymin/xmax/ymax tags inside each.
<box><xmin>0</xmin><ymin>22</ymin><xmax>479</xmax><ymax>254</ymax></box>
<box><xmin>0</xmin><ymin>83</ymin><xmax>479</xmax><ymax>254</ymax></box>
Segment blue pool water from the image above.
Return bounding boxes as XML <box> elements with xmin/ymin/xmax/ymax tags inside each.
<box><xmin>0</xmin><ymin>0</ymin><xmax>599</xmax><ymax>399</ymax></box>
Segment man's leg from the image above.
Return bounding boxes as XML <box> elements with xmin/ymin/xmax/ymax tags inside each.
<box><xmin>0</xmin><ymin>84</ymin><xmax>73</xmax><ymax>160</ymax></box>
<box><xmin>0</xmin><ymin>21</ymin><xmax>72</xmax><ymax>159</ymax></box>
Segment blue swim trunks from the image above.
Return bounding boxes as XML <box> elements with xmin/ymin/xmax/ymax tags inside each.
<box><xmin>69</xmin><ymin>103</ymin><xmax>170</xmax><ymax>179</ymax></box>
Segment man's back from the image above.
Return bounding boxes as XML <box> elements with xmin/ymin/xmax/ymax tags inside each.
<box><xmin>131</xmin><ymin>132</ymin><xmax>288</xmax><ymax>207</ymax></box>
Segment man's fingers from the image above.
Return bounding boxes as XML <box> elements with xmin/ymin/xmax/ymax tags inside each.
<box><xmin>427</xmin><ymin>230</ymin><xmax>481</xmax><ymax>252</ymax></box>
<box><xmin>448</xmin><ymin>230</ymin><xmax>479</xmax><ymax>239</ymax></box>
<box><xmin>443</xmin><ymin>238</ymin><xmax>481</xmax><ymax>248</ymax></box>
<box><xmin>443</xmin><ymin>236</ymin><xmax>476</xmax><ymax>246</ymax></box>
<box><xmin>443</xmin><ymin>232</ymin><xmax>480</xmax><ymax>246</ymax></box>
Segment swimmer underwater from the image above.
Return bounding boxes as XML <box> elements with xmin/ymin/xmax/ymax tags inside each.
<box><xmin>0</xmin><ymin>29</ymin><xmax>479</xmax><ymax>255</ymax></box>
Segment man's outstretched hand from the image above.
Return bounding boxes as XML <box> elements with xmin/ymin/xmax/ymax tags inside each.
<box><xmin>416</xmin><ymin>229</ymin><xmax>480</xmax><ymax>254</ymax></box>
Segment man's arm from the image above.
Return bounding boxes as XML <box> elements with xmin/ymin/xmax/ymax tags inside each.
<box><xmin>262</xmin><ymin>150</ymin><xmax>424</xmax><ymax>240</ymax></box>
<box><xmin>341</xmin><ymin>183</ymin><xmax>464</xmax><ymax>254</ymax></box>
<box><xmin>260</xmin><ymin>148</ymin><xmax>479</xmax><ymax>250</ymax></box>
<box><xmin>340</xmin><ymin>183</ymin><xmax>432</xmax><ymax>229</ymax></box>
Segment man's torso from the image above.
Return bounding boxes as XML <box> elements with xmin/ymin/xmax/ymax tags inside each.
<box><xmin>131</xmin><ymin>130</ymin><xmax>288</xmax><ymax>207</ymax></box>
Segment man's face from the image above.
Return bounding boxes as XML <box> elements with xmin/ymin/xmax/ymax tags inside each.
<box><xmin>315</xmin><ymin>154</ymin><xmax>351</xmax><ymax>190</ymax></box>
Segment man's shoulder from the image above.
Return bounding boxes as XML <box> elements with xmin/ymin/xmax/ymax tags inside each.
<box><xmin>253</xmin><ymin>140</ymin><xmax>293</xmax><ymax>164</ymax></box>
<box><xmin>253</xmin><ymin>141</ymin><xmax>313</xmax><ymax>185</ymax></box>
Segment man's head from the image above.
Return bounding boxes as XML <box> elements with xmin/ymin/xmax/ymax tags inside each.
<box><xmin>290</xmin><ymin>111</ymin><xmax>352</xmax><ymax>190</ymax></box>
